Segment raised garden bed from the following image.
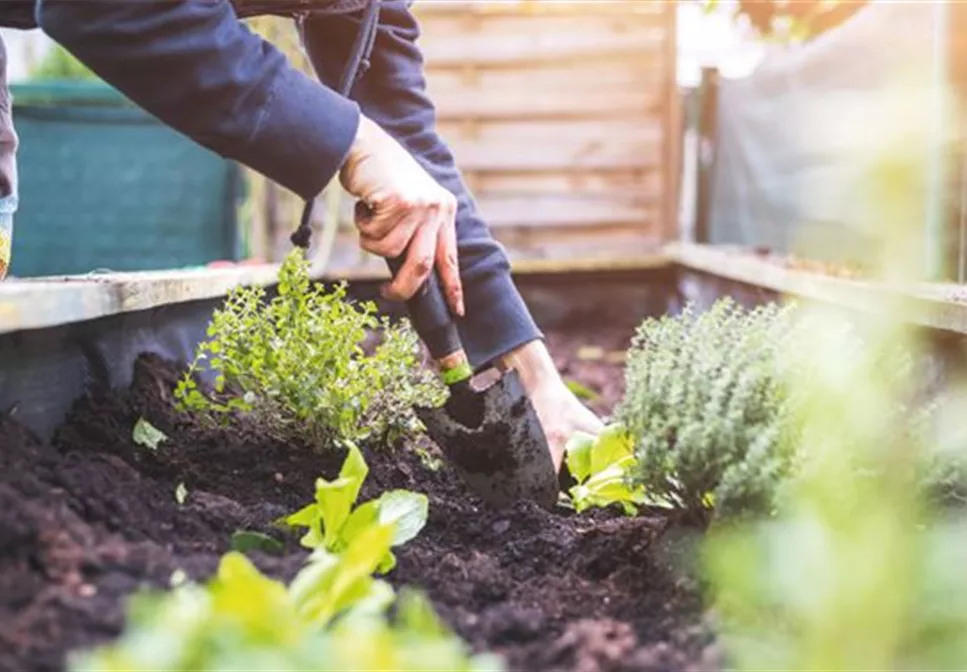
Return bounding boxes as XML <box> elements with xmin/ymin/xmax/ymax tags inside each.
<box><xmin>0</xmin><ymin>262</ymin><xmax>719</xmax><ymax>672</ymax></box>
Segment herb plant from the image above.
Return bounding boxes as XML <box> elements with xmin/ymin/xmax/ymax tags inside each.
<box><xmin>174</xmin><ymin>249</ymin><xmax>447</xmax><ymax>450</ymax></box>
<box><xmin>616</xmin><ymin>298</ymin><xmax>803</xmax><ymax>521</ymax></box>
<box><xmin>284</xmin><ymin>443</ymin><xmax>429</xmax><ymax>573</ymax></box>
<box><xmin>561</xmin><ymin>423</ymin><xmax>653</xmax><ymax>515</ymax></box>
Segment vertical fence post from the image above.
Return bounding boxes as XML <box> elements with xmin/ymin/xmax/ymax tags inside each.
<box><xmin>694</xmin><ymin>66</ymin><xmax>719</xmax><ymax>245</ymax></box>
<box><xmin>925</xmin><ymin>0</ymin><xmax>949</xmax><ymax>281</ymax></box>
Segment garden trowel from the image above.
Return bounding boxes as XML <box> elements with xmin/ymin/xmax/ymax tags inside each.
<box><xmin>383</xmin><ymin>242</ymin><xmax>559</xmax><ymax>511</ymax></box>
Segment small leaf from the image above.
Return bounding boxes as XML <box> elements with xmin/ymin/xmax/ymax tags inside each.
<box><xmin>589</xmin><ymin>423</ymin><xmax>634</xmax><ymax>474</ymax></box>
<box><xmin>565</xmin><ymin>378</ymin><xmax>600</xmax><ymax>402</ymax></box>
<box><xmin>230</xmin><ymin>530</ymin><xmax>284</xmax><ymax>555</ymax></box>
<box><xmin>132</xmin><ymin>418</ymin><xmax>167</xmax><ymax>451</ymax></box>
<box><xmin>376</xmin><ymin>490</ymin><xmax>429</xmax><ymax>546</ymax></box>
<box><xmin>565</xmin><ymin>431</ymin><xmax>596</xmax><ymax>483</ymax></box>
<box><xmin>175</xmin><ymin>482</ymin><xmax>188</xmax><ymax>505</ymax></box>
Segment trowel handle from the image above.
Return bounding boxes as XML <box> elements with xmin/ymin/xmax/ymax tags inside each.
<box><xmin>357</xmin><ymin>203</ymin><xmax>471</xmax><ymax>385</ymax></box>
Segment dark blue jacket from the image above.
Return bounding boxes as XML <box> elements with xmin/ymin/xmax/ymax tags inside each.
<box><xmin>9</xmin><ymin>0</ymin><xmax>543</xmax><ymax>367</ymax></box>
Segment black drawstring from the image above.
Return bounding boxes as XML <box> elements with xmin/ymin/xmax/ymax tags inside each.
<box><xmin>290</xmin><ymin>0</ymin><xmax>382</xmax><ymax>249</ymax></box>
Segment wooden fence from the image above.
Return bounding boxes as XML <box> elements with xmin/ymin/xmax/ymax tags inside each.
<box><xmin>248</xmin><ymin>1</ymin><xmax>679</xmax><ymax>277</ymax></box>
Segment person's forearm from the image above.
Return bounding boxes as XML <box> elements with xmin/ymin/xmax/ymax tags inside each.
<box><xmin>36</xmin><ymin>0</ymin><xmax>360</xmax><ymax>200</ymax></box>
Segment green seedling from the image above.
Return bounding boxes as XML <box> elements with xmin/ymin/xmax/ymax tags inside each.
<box><xmin>283</xmin><ymin>443</ymin><xmax>428</xmax><ymax>573</ymax></box>
<box><xmin>132</xmin><ymin>418</ymin><xmax>167</xmax><ymax>451</ymax></box>
<box><xmin>563</xmin><ymin>423</ymin><xmax>652</xmax><ymax>515</ymax></box>
<box><xmin>68</xmin><ymin>539</ymin><xmax>500</xmax><ymax>671</ymax></box>
<box><xmin>231</xmin><ymin>530</ymin><xmax>284</xmax><ymax>556</ymax></box>
<box><xmin>174</xmin><ymin>482</ymin><xmax>188</xmax><ymax>505</ymax></box>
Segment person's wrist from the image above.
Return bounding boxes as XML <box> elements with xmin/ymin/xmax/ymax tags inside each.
<box><xmin>497</xmin><ymin>339</ymin><xmax>561</xmax><ymax>396</ymax></box>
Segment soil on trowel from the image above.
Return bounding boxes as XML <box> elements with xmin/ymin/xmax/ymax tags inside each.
<box><xmin>0</xmin><ymin>325</ymin><xmax>720</xmax><ymax>672</ymax></box>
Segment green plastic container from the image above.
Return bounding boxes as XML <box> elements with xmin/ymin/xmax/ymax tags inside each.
<box><xmin>8</xmin><ymin>81</ymin><xmax>244</xmax><ymax>278</ymax></box>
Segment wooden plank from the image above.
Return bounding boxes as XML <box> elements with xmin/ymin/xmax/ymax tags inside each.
<box><xmin>415</xmin><ymin>1</ymin><xmax>667</xmax><ymax>19</ymax></box>
<box><xmin>0</xmin><ymin>264</ymin><xmax>286</xmax><ymax>335</ymax></box>
<box><xmin>427</xmin><ymin>69</ymin><xmax>664</xmax><ymax>120</ymax></box>
<box><xmin>475</xmin><ymin>193</ymin><xmax>659</xmax><ymax>228</ymax></box>
<box><xmin>467</xmin><ymin>170</ymin><xmax>663</xmax><ymax>199</ymax></box>
<box><xmin>667</xmin><ymin>243</ymin><xmax>967</xmax><ymax>337</ymax></box>
<box><xmin>438</xmin><ymin>119</ymin><xmax>664</xmax><ymax>170</ymax></box>
<box><xmin>416</xmin><ymin>15</ymin><xmax>666</xmax><ymax>68</ymax></box>
<box><xmin>660</xmin><ymin>0</ymin><xmax>680</xmax><ymax>242</ymax></box>
<box><xmin>320</xmin><ymin>228</ymin><xmax>667</xmax><ymax>281</ymax></box>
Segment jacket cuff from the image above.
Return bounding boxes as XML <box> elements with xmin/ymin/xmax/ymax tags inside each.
<box><xmin>243</xmin><ymin>67</ymin><xmax>361</xmax><ymax>200</ymax></box>
<box><xmin>456</xmin><ymin>260</ymin><xmax>544</xmax><ymax>370</ymax></box>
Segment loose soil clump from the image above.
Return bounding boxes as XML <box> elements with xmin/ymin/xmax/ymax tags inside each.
<box><xmin>0</xmin><ymin>330</ymin><xmax>719</xmax><ymax>672</ymax></box>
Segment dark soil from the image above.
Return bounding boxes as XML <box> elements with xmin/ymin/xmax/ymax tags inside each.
<box><xmin>0</xmin><ymin>327</ymin><xmax>719</xmax><ymax>672</ymax></box>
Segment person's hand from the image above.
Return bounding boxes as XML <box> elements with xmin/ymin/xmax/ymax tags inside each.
<box><xmin>339</xmin><ymin>115</ymin><xmax>463</xmax><ymax>316</ymax></box>
<box><xmin>499</xmin><ymin>339</ymin><xmax>605</xmax><ymax>473</ymax></box>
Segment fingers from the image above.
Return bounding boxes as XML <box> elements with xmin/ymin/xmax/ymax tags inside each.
<box><xmin>434</xmin><ymin>205</ymin><xmax>464</xmax><ymax>317</ymax></box>
<box><xmin>380</xmin><ymin>211</ymin><xmax>440</xmax><ymax>303</ymax></box>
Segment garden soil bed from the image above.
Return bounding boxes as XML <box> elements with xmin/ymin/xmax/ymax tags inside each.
<box><xmin>0</xmin><ymin>323</ymin><xmax>719</xmax><ymax>672</ymax></box>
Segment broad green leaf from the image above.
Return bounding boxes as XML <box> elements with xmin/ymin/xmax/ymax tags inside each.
<box><xmin>589</xmin><ymin>423</ymin><xmax>634</xmax><ymax>474</ymax></box>
<box><xmin>230</xmin><ymin>530</ymin><xmax>284</xmax><ymax>556</ymax></box>
<box><xmin>395</xmin><ymin>588</ymin><xmax>449</xmax><ymax>637</ymax></box>
<box><xmin>339</xmin><ymin>442</ymin><xmax>369</xmax><ymax>503</ymax></box>
<box><xmin>565</xmin><ymin>378</ymin><xmax>600</xmax><ymax>402</ymax></box>
<box><xmin>339</xmin><ymin>500</ymin><xmax>381</xmax><ymax>554</ymax></box>
<box><xmin>377</xmin><ymin>550</ymin><xmax>397</xmax><ymax>574</ymax></box>
<box><xmin>314</xmin><ymin>476</ymin><xmax>358</xmax><ymax>550</ymax></box>
<box><xmin>290</xmin><ymin>523</ymin><xmax>396</xmax><ymax>627</ymax></box>
<box><xmin>376</xmin><ymin>490</ymin><xmax>429</xmax><ymax>546</ymax></box>
<box><xmin>132</xmin><ymin>418</ymin><xmax>167</xmax><ymax>451</ymax></box>
<box><xmin>209</xmin><ymin>552</ymin><xmax>293</xmax><ymax>634</ymax></box>
<box><xmin>284</xmin><ymin>502</ymin><xmax>319</xmax><ymax>528</ymax></box>
<box><xmin>565</xmin><ymin>431</ymin><xmax>595</xmax><ymax>483</ymax></box>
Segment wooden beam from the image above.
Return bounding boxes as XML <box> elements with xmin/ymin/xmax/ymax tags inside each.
<box><xmin>668</xmin><ymin>242</ymin><xmax>967</xmax><ymax>336</ymax></box>
<box><xmin>0</xmin><ymin>264</ymin><xmax>282</xmax><ymax>335</ymax></box>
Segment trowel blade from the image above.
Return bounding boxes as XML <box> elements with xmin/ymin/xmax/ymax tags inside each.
<box><xmin>415</xmin><ymin>368</ymin><xmax>559</xmax><ymax>510</ymax></box>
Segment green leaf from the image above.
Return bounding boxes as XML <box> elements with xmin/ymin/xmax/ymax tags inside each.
<box><xmin>230</xmin><ymin>530</ymin><xmax>284</xmax><ymax>556</ymax></box>
<box><xmin>132</xmin><ymin>418</ymin><xmax>167</xmax><ymax>451</ymax></box>
<box><xmin>565</xmin><ymin>431</ymin><xmax>596</xmax><ymax>483</ymax></box>
<box><xmin>376</xmin><ymin>490</ymin><xmax>429</xmax><ymax>546</ymax></box>
<box><xmin>289</xmin><ymin>523</ymin><xmax>396</xmax><ymax>627</ymax></box>
<box><xmin>565</xmin><ymin>378</ymin><xmax>600</xmax><ymax>402</ymax></box>
<box><xmin>340</xmin><ymin>500</ymin><xmax>380</xmax><ymax>547</ymax></box>
<box><xmin>174</xmin><ymin>482</ymin><xmax>189</xmax><ymax>505</ymax></box>
<box><xmin>395</xmin><ymin>588</ymin><xmax>449</xmax><ymax>637</ymax></box>
<box><xmin>589</xmin><ymin>423</ymin><xmax>634</xmax><ymax>474</ymax></box>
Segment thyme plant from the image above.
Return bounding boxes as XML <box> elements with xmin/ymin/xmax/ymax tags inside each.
<box><xmin>615</xmin><ymin>298</ymin><xmax>803</xmax><ymax>520</ymax></box>
<box><xmin>174</xmin><ymin>249</ymin><xmax>446</xmax><ymax>450</ymax></box>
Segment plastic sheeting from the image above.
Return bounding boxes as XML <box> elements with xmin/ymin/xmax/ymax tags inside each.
<box><xmin>708</xmin><ymin>2</ymin><xmax>943</xmax><ymax>264</ymax></box>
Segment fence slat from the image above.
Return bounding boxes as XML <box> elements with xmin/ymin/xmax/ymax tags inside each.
<box><xmin>416</xmin><ymin>14</ymin><xmax>666</xmax><ymax>68</ymax></box>
<box><xmin>438</xmin><ymin>119</ymin><xmax>663</xmax><ymax>170</ymax></box>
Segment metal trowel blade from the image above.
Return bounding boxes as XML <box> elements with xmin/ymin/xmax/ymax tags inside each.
<box><xmin>415</xmin><ymin>367</ymin><xmax>559</xmax><ymax>510</ymax></box>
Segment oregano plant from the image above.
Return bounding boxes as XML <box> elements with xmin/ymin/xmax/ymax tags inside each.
<box><xmin>174</xmin><ymin>249</ymin><xmax>447</xmax><ymax>450</ymax></box>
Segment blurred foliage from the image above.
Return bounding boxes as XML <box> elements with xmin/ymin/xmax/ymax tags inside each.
<box><xmin>29</xmin><ymin>44</ymin><xmax>97</xmax><ymax>81</ymax></box>
<box><xmin>699</xmin><ymin>0</ymin><xmax>869</xmax><ymax>44</ymax></box>
<box><xmin>700</xmin><ymin>77</ymin><xmax>967</xmax><ymax>669</ymax></box>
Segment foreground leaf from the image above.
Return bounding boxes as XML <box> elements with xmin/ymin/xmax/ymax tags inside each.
<box><xmin>132</xmin><ymin>418</ymin><xmax>167</xmax><ymax>451</ymax></box>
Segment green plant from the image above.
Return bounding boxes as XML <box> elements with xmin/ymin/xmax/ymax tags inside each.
<box><xmin>30</xmin><ymin>44</ymin><xmax>98</xmax><ymax>81</ymax></box>
<box><xmin>68</xmin><ymin>546</ymin><xmax>500</xmax><ymax>671</ymax></box>
<box><xmin>174</xmin><ymin>249</ymin><xmax>446</xmax><ymax>450</ymax></box>
<box><xmin>284</xmin><ymin>443</ymin><xmax>428</xmax><ymax>573</ymax></box>
<box><xmin>701</xmin><ymin>78</ymin><xmax>967</xmax><ymax>670</ymax></box>
<box><xmin>616</xmin><ymin>298</ymin><xmax>803</xmax><ymax>521</ymax></box>
<box><xmin>560</xmin><ymin>423</ymin><xmax>653</xmax><ymax>515</ymax></box>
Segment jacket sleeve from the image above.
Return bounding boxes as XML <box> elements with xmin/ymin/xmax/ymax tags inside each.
<box><xmin>36</xmin><ymin>0</ymin><xmax>360</xmax><ymax>200</ymax></box>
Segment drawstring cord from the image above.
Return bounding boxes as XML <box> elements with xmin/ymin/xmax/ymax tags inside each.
<box><xmin>290</xmin><ymin>0</ymin><xmax>382</xmax><ymax>250</ymax></box>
